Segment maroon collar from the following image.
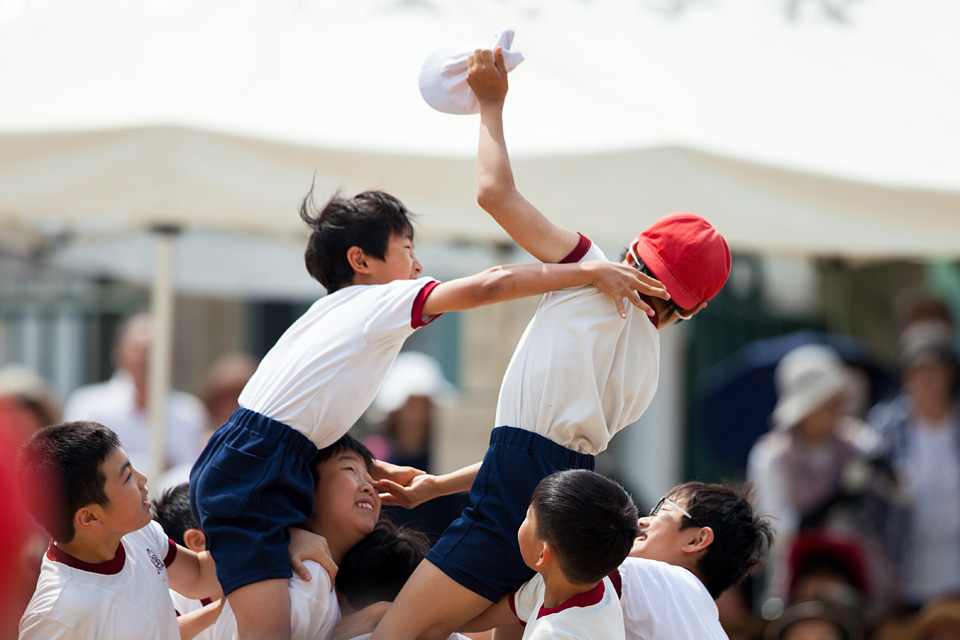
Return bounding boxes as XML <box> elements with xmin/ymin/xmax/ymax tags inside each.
<box><xmin>46</xmin><ymin>539</ymin><xmax>126</xmax><ymax>575</ymax></box>
<box><xmin>537</xmin><ymin>579</ymin><xmax>606</xmax><ymax>619</ymax></box>
<box><xmin>639</xmin><ymin>294</ymin><xmax>660</xmax><ymax>328</ymax></box>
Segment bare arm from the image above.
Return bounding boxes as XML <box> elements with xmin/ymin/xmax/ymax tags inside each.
<box><xmin>459</xmin><ymin>594</ymin><xmax>518</xmax><ymax>633</ymax></box>
<box><xmin>377</xmin><ymin>462</ymin><xmax>482</xmax><ymax>509</ymax></box>
<box><xmin>422</xmin><ymin>260</ymin><xmax>666</xmax><ymax>319</ymax></box>
<box><xmin>468</xmin><ymin>47</ymin><xmax>579</xmax><ymax>263</ymax></box>
<box><xmin>177</xmin><ymin>598</ymin><xmax>223</xmax><ymax>640</ymax></box>
<box><xmin>167</xmin><ymin>547</ymin><xmax>221</xmax><ymax>601</ymax></box>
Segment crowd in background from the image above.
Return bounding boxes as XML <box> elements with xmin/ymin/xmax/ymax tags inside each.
<box><xmin>3</xmin><ymin>295</ymin><xmax>960</xmax><ymax>640</ymax></box>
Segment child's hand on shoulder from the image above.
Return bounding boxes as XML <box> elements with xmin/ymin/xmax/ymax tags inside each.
<box><xmin>582</xmin><ymin>261</ymin><xmax>669</xmax><ymax>319</ymax></box>
<box><xmin>467</xmin><ymin>46</ymin><xmax>508</xmax><ymax>106</ymax></box>
<box><xmin>288</xmin><ymin>527</ymin><xmax>338</xmax><ymax>589</ymax></box>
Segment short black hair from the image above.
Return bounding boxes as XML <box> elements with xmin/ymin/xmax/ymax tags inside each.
<box><xmin>152</xmin><ymin>483</ymin><xmax>197</xmax><ymax>547</ymax></box>
<box><xmin>667</xmin><ymin>481</ymin><xmax>774</xmax><ymax>599</ymax></box>
<box><xmin>16</xmin><ymin>421</ymin><xmax>121</xmax><ymax>543</ymax></box>
<box><xmin>314</xmin><ymin>433</ymin><xmax>376</xmax><ymax>481</ymax></box>
<box><xmin>300</xmin><ymin>184</ymin><xmax>416</xmax><ymax>292</ymax></box>
<box><xmin>336</xmin><ymin>519</ymin><xmax>430</xmax><ymax>611</ymax></box>
<box><xmin>531</xmin><ymin>469</ymin><xmax>639</xmax><ymax>585</ymax></box>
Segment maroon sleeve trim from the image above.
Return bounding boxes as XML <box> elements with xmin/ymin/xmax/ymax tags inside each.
<box><xmin>559</xmin><ymin>233</ymin><xmax>592</xmax><ymax>264</ymax></box>
<box><xmin>411</xmin><ymin>280</ymin><xmax>443</xmax><ymax>329</ymax></box>
<box><xmin>163</xmin><ymin>538</ymin><xmax>178</xmax><ymax>567</ymax></box>
<box><xmin>609</xmin><ymin>568</ymin><xmax>623</xmax><ymax>599</ymax></box>
<box><xmin>507</xmin><ymin>589</ymin><xmax>526</xmax><ymax>625</ymax></box>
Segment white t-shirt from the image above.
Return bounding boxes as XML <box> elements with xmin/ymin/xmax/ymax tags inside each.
<box><xmin>64</xmin><ymin>372</ymin><xmax>207</xmax><ymax>472</ymax></box>
<box><xmin>496</xmin><ymin>240</ymin><xmax>660</xmax><ymax>455</ymax></box>
<box><xmin>617</xmin><ymin>558</ymin><xmax>725</xmax><ymax>640</ymax></box>
<box><xmin>239</xmin><ymin>278</ymin><xmax>439</xmax><ymax>448</ymax></box>
<box><xmin>20</xmin><ymin>521</ymin><xmax>179</xmax><ymax>640</ymax></box>
<box><xmin>511</xmin><ymin>573</ymin><xmax>625</xmax><ymax>640</ymax></box>
<box><xmin>170</xmin><ymin>591</ymin><xmax>217</xmax><ymax>640</ymax></box>
<box><xmin>212</xmin><ymin>560</ymin><xmax>339</xmax><ymax>640</ymax></box>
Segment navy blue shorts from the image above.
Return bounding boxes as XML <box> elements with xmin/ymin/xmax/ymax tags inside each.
<box><xmin>425</xmin><ymin>426</ymin><xmax>595</xmax><ymax>602</ymax></box>
<box><xmin>189</xmin><ymin>408</ymin><xmax>318</xmax><ymax>596</ymax></box>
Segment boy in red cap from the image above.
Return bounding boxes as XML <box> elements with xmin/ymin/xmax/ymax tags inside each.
<box><xmin>371</xmin><ymin>47</ymin><xmax>731</xmax><ymax>640</ymax></box>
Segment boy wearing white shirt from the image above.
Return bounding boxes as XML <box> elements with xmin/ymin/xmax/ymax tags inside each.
<box><xmin>17</xmin><ymin>422</ymin><xmax>222</xmax><ymax>640</ymax></box>
<box><xmin>615</xmin><ymin>481</ymin><xmax>774</xmax><ymax>640</ymax></box>
<box><xmin>460</xmin><ymin>470</ymin><xmax>639</xmax><ymax>640</ymax></box>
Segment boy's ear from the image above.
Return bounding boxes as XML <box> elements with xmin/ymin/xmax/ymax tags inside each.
<box><xmin>346</xmin><ymin>246</ymin><xmax>371</xmax><ymax>274</ymax></box>
<box><xmin>183</xmin><ymin>528</ymin><xmax>207</xmax><ymax>553</ymax></box>
<box><xmin>75</xmin><ymin>505</ymin><xmax>103</xmax><ymax>533</ymax></box>
<box><xmin>536</xmin><ymin>540</ymin><xmax>554</xmax><ymax>570</ymax></box>
<box><xmin>682</xmin><ymin>526</ymin><xmax>714</xmax><ymax>554</ymax></box>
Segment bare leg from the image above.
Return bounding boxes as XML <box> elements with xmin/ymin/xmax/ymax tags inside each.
<box><xmin>227</xmin><ymin>579</ymin><xmax>291</xmax><ymax>640</ymax></box>
<box><xmin>372</xmin><ymin>560</ymin><xmax>495</xmax><ymax>640</ymax></box>
<box><xmin>492</xmin><ymin>622</ymin><xmax>524</xmax><ymax>640</ymax></box>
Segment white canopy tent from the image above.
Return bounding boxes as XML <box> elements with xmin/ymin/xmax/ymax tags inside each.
<box><xmin>1</xmin><ymin>0</ymin><xmax>957</xmax><ymax>484</ymax></box>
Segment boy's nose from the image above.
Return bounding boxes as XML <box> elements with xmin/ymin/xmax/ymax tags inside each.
<box><xmin>412</xmin><ymin>257</ymin><xmax>423</xmax><ymax>275</ymax></box>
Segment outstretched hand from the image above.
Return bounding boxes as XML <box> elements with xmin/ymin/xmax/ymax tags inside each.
<box><xmin>375</xmin><ymin>473</ymin><xmax>439</xmax><ymax>509</ymax></box>
<box><xmin>467</xmin><ymin>46</ymin><xmax>508</xmax><ymax>106</ymax></box>
<box><xmin>583</xmin><ymin>261</ymin><xmax>670</xmax><ymax>319</ymax></box>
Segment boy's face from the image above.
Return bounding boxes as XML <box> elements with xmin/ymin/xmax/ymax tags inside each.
<box><xmin>629</xmin><ymin>494</ymin><xmax>691</xmax><ymax>564</ymax></box>
<box><xmin>368</xmin><ymin>232</ymin><xmax>422</xmax><ymax>284</ymax></box>
<box><xmin>311</xmin><ymin>451</ymin><xmax>381</xmax><ymax>545</ymax></box>
<box><xmin>517</xmin><ymin>505</ymin><xmax>542</xmax><ymax>571</ymax></box>
<box><xmin>95</xmin><ymin>447</ymin><xmax>153</xmax><ymax>536</ymax></box>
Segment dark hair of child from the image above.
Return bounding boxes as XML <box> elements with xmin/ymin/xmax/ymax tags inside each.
<box><xmin>152</xmin><ymin>482</ymin><xmax>197</xmax><ymax>547</ymax></box>
<box><xmin>531</xmin><ymin>469</ymin><xmax>639</xmax><ymax>585</ymax></box>
<box><xmin>300</xmin><ymin>185</ymin><xmax>417</xmax><ymax>293</ymax></box>
<box><xmin>16</xmin><ymin>421</ymin><xmax>121</xmax><ymax>543</ymax></box>
<box><xmin>313</xmin><ymin>433</ymin><xmax>376</xmax><ymax>477</ymax></box>
<box><xmin>667</xmin><ymin>481</ymin><xmax>774</xmax><ymax>599</ymax></box>
<box><xmin>336</xmin><ymin>519</ymin><xmax>431</xmax><ymax>611</ymax></box>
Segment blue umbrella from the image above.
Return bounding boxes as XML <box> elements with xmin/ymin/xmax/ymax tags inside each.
<box><xmin>696</xmin><ymin>331</ymin><xmax>897</xmax><ymax>472</ymax></box>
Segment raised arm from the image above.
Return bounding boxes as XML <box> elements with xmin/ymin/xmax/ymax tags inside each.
<box><xmin>422</xmin><ymin>260</ymin><xmax>665</xmax><ymax>319</ymax></box>
<box><xmin>467</xmin><ymin>47</ymin><xmax>580</xmax><ymax>263</ymax></box>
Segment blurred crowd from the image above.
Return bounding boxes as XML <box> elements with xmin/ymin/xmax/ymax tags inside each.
<box><xmin>4</xmin><ymin>295</ymin><xmax>960</xmax><ymax>640</ymax></box>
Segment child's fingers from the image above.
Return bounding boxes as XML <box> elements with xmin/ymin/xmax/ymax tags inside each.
<box><xmin>635</xmin><ymin>273</ymin><xmax>670</xmax><ymax>299</ymax></box>
<box><xmin>627</xmin><ymin>290</ymin><xmax>656</xmax><ymax>316</ymax></box>
<box><xmin>494</xmin><ymin>46</ymin><xmax>507</xmax><ymax>73</ymax></box>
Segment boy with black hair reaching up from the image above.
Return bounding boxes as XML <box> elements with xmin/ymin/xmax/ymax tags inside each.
<box><xmin>190</xmin><ymin>186</ymin><xmax>665</xmax><ymax>640</ymax></box>
<box><xmin>373</xmin><ymin>46</ymin><xmax>730</xmax><ymax>640</ymax></box>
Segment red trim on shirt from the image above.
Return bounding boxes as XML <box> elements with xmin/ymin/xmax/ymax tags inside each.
<box><xmin>163</xmin><ymin>538</ymin><xmax>177</xmax><ymax>567</ymax></box>
<box><xmin>508</xmin><ymin>589</ymin><xmax>526</xmax><ymax>626</ymax></box>
<box><xmin>46</xmin><ymin>539</ymin><xmax>126</xmax><ymax>575</ymax></box>
<box><xmin>608</xmin><ymin>569</ymin><xmax>623</xmax><ymax>599</ymax></box>
<box><xmin>559</xmin><ymin>233</ymin><xmax>592</xmax><ymax>264</ymax></box>
<box><xmin>411</xmin><ymin>280</ymin><xmax>443</xmax><ymax>329</ymax></box>
<box><xmin>537</xmin><ymin>579</ymin><xmax>606</xmax><ymax>619</ymax></box>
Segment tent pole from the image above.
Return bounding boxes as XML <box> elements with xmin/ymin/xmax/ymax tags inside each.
<box><xmin>148</xmin><ymin>225</ymin><xmax>179</xmax><ymax>491</ymax></box>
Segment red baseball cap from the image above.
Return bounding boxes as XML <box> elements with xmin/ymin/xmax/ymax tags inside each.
<box><xmin>634</xmin><ymin>212</ymin><xmax>731</xmax><ymax>311</ymax></box>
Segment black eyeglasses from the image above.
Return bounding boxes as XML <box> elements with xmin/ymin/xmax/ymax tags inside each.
<box><xmin>649</xmin><ymin>496</ymin><xmax>704</xmax><ymax>528</ymax></box>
